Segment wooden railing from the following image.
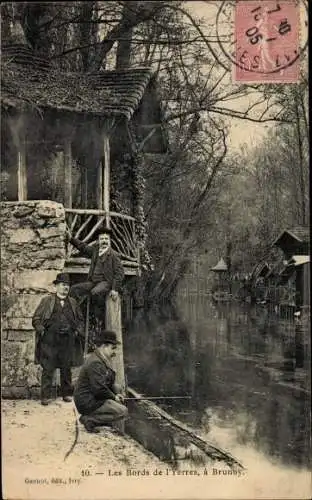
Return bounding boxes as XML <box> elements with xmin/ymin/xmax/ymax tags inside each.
<box><xmin>65</xmin><ymin>209</ymin><xmax>139</xmax><ymax>272</ymax></box>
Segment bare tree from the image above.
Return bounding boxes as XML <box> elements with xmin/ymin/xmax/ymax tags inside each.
<box><xmin>2</xmin><ymin>1</ymin><xmax>302</xmax><ymax>304</ymax></box>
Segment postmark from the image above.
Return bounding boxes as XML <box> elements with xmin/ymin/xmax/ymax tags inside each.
<box><xmin>216</xmin><ymin>0</ymin><xmax>308</xmax><ymax>83</ymax></box>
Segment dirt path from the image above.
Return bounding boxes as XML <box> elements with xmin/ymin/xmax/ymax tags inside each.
<box><xmin>2</xmin><ymin>399</ymin><xmax>163</xmax><ymax>468</ymax></box>
<box><xmin>2</xmin><ymin>399</ymin><xmax>163</xmax><ymax>499</ymax></box>
<box><xmin>3</xmin><ymin>400</ymin><xmax>310</xmax><ymax>500</ymax></box>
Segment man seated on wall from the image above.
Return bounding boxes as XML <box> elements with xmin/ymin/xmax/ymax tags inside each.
<box><xmin>74</xmin><ymin>329</ymin><xmax>128</xmax><ymax>434</ymax></box>
<box><xmin>67</xmin><ymin>227</ymin><xmax>124</xmax><ymax>320</ymax></box>
<box><xmin>32</xmin><ymin>273</ymin><xmax>85</xmax><ymax>406</ymax></box>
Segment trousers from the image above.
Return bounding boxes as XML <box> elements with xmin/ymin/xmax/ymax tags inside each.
<box><xmin>70</xmin><ymin>280</ymin><xmax>110</xmax><ymax>302</ymax></box>
<box><xmin>41</xmin><ymin>366</ymin><xmax>72</xmax><ymax>400</ymax></box>
<box><xmin>79</xmin><ymin>399</ymin><xmax>128</xmax><ymax>427</ymax></box>
<box><xmin>70</xmin><ymin>280</ymin><xmax>110</xmax><ymax>318</ymax></box>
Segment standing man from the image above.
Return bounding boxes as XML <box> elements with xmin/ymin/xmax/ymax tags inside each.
<box><xmin>32</xmin><ymin>273</ymin><xmax>84</xmax><ymax>405</ymax></box>
<box><xmin>74</xmin><ymin>330</ymin><xmax>128</xmax><ymax>433</ymax></box>
<box><xmin>67</xmin><ymin>228</ymin><xmax>124</xmax><ymax>318</ymax></box>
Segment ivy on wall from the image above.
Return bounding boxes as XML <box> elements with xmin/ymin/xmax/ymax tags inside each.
<box><xmin>110</xmin><ymin>149</ymin><xmax>151</xmax><ymax>270</ymax></box>
<box><xmin>131</xmin><ymin>152</ymin><xmax>152</xmax><ymax>270</ymax></box>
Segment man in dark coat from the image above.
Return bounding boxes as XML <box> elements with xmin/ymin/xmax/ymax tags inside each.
<box><xmin>67</xmin><ymin>228</ymin><xmax>124</xmax><ymax>318</ymax></box>
<box><xmin>74</xmin><ymin>330</ymin><xmax>128</xmax><ymax>433</ymax></box>
<box><xmin>32</xmin><ymin>273</ymin><xmax>85</xmax><ymax>405</ymax></box>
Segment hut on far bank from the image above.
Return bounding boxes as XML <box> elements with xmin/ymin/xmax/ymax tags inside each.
<box><xmin>268</xmin><ymin>226</ymin><xmax>310</xmax><ymax>312</ymax></box>
<box><xmin>210</xmin><ymin>258</ymin><xmax>231</xmax><ymax>300</ymax></box>
<box><xmin>272</xmin><ymin>227</ymin><xmax>310</xmax><ymax>260</ymax></box>
<box><xmin>211</xmin><ymin>257</ymin><xmax>228</xmax><ymax>273</ymax></box>
<box><xmin>282</xmin><ymin>255</ymin><xmax>310</xmax><ymax>310</ymax></box>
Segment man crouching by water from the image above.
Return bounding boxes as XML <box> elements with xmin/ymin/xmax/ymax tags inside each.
<box><xmin>74</xmin><ymin>330</ymin><xmax>128</xmax><ymax>434</ymax></box>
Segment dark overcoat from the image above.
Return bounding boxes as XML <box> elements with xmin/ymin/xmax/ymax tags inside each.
<box><xmin>70</xmin><ymin>238</ymin><xmax>124</xmax><ymax>292</ymax></box>
<box><xmin>73</xmin><ymin>349</ymin><xmax>117</xmax><ymax>415</ymax></box>
<box><xmin>32</xmin><ymin>294</ymin><xmax>85</xmax><ymax>367</ymax></box>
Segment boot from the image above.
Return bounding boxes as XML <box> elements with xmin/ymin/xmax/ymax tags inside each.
<box><xmin>84</xmin><ymin>421</ymin><xmax>100</xmax><ymax>434</ymax></box>
<box><xmin>79</xmin><ymin>415</ymin><xmax>100</xmax><ymax>433</ymax></box>
<box><xmin>41</xmin><ymin>399</ymin><xmax>51</xmax><ymax>406</ymax></box>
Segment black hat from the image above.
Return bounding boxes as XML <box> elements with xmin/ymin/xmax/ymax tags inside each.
<box><xmin>97</xmin><ymin>227</ymin><xmax>112</xmax><ymax>236</ymax></box>
<box><xmin>53</xmin><ymin>272</ymin><xmax>71</xmax><ymax>285</ymax></box>
<box><xmin>94</xmin><ymin>330</ymin><xmax>121</xmax><ymax>347</ymax></box>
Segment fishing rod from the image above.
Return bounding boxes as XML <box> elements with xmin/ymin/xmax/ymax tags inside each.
<box><xmin>124</xmin><ymin>396</ymin><xmax>192</xmax><ymax>401</ymax></box>
<box><xmin>64</xmin><ymin>396</ymin><xmax>192</xmax><ymax>461</ymax></box>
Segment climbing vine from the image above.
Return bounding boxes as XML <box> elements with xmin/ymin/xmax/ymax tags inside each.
<box><xmin>131</xmin><ymin>152</ymin><xmax>152</xmax><ymax>270</ymax></box>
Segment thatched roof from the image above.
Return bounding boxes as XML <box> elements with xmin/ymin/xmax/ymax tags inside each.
<box><xmin>1</xmin><ymin>44</ymin><xmax>154</xmax><ymax>120</ymax></box>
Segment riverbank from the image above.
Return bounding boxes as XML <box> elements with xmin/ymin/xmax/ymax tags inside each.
<box><xmin>2</xmin><ymin>399</ymin><xmax>163</xmax><ymax>499</ymax></box>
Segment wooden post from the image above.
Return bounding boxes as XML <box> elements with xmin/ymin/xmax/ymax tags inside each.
<box><xmin>17</xmin><ymin>138</ymin><xmax>27</xmax><ymax>201</ymax></box>
<box><xmin>64</xmin><ymin>139</ymin><xmax>72</xmax><ymax>208</ymax></box>
<box><xmin>106</xmin><ymin>294</ymin><xmax>126</xmax><ymax>393</ymax></box>
<box><xmin>96</xmin><ymin>133</ymin><xmax>110</xmax><ymax>217</ymax></box>
<box><xmin>96</xmin><ymin>156</ymin><xmax>103</xmax><ymax>210</ymax></box>
<box><xmin>103</xmin><ymin>133</ymin><xmax>110</xmax><ymax>228</ymax></box>
<box><xmin>82</xmin><ymin>165</ymin><xmax>88</xmax><ymax>208</ymax></box>
<box><xmin>84</xmin><ymin>297</ymin><xmax>90</xmax><ymax>359</ymax></box>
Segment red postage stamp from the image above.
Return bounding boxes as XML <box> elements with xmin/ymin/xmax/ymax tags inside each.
<box><xmin>233</xmin><ymin>1</ymin><xmax>300</xmax><ymax>83</ymax></box>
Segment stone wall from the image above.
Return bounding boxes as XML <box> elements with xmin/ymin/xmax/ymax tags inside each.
<box><xmin>1</xmin><ymin>200</ymin><xmax>66</xmax><ymax>398</ymax></box>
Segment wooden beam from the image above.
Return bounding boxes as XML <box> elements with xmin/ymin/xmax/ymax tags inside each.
<box><xmin>106</xmin><ymin>294</ymin><xmax>126</xmax><ymax>392</ymax></box>
<box><xmin>97</xmin><ymin>133</ymin><xmax>110</xmax><ymax>223</ymax></box>
<box><xmin>83</xmin><ymin>165</ymin><xmax>88</xmax><ymax>208</ymax></box>
<box><xmin>64</xmin><ymin>208</ymin><xmax>135</xmax><ymax>221</ymax></box>
<box><xmin>96</xmin><ymin>158</ymin><xmax>103</xmax><ymax>210</ymax></box>
<box><xmin>103</xmin><ymin>133</ymin><xmax>110</xmax><ymax>228</ymax></box>
<box><xmin>64</xmin><ymin>140</ymin><xmax>72</xmax><ymax>208</ymax></box>
<box><xmin>17</xmin><ymin>137</ymin><xmax>27</xmax><ymax>201</ymax></box>
<box><xmin>106</xmin><ymin>293</ymin><xmax>126</xmax><ymax>433</ymax></box>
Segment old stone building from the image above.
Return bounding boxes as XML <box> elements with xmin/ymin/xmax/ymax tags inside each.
<box><xmin>1</xmin><ymin>43</ymin><xmax>166</xmax><ymax>397</ymax></box>
<box><xmin>1</xmin><ymin>201</ymin><xmax>66</xmax><ymax>397</ymax></box>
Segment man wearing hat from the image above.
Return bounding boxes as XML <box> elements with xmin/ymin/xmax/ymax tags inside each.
<box><xmin>32</xmin><ymin>273</ymin><xmax>85</xmax><ymax>405</ymax></box>
<box><xmin>67</xmin><ymin>228</ymin><xmax>124</xmax><ymax>319</ymax></box>
<box><xmin>74</xmin><ymin>330</ymin><xmax>128</xmax><ymax>433</ymax></box>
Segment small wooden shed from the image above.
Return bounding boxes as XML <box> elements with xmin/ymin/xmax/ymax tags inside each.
<box><xmin>271</xmin><ymin>226</ymin><xmax>310</xmax><ymax>309</ymax></box>
<box><xmin>285</xmin><ymin>255</ymin><xmax>310</xmax><ymax>308</ymax></box>
<box><xmin>211</xmin><ymin>258</ymin><xmax>228</xmax><ymax>274</ymax></box>
<box><xmin>210</xmin><ymin>258</ymin><xmax>230</xmax><ymax>295</ymax></box>
<box><xmin>272</xmin><ymin>226</ymin><xmax>310</xmax><ymax>260</ymax></box>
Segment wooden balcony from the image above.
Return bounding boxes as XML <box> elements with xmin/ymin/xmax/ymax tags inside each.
<box><xmin>64</xmin><ymin>209</ymin><xmax>140</xmax><ymax>276</ymax></box>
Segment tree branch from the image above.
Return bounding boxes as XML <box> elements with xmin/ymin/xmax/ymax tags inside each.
<box><xmin>90</xmin><ymin>1</ymin><xmax>165</xmax><ymax>71</ymax></box>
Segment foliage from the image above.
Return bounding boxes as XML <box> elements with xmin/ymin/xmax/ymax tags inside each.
<box><xmin>1</xmin><ymin>1</ymin><xmax>303</xmax><ymax>303</ymax></box>
<box><xmin>207</xmin><ymin>77</ymin><xmax>309</xmax><ymax>275</ymax></box>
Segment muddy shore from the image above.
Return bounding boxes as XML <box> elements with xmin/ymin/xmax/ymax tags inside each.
<box><xmin>2</xmin><ymin>399</ymin><xmax>164</xmax><ymax>498</ymax></box>
<box><xmin>2</xmin><ymin>399</ymin><xmax>163</xmax><ymax>468</ymax></box>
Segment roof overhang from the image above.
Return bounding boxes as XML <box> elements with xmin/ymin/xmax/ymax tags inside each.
<box><xmin>288</xmin><ymin>255</ymin><xmax>310</xmax><ymax>267</ymax></box>
<box><xmin>1</xmin><ymin>46</ymin><xmax>155</xmax><ymax>121</ymax></box>
<box><xmin>211</xmin><ymin>258</ymin><xmax>228</xmax><ymax>272</ymax></box>
<box><xmin>272</xmin><ymin>230</ymin><xmax>302</xmax><ymax>247</ymax></box>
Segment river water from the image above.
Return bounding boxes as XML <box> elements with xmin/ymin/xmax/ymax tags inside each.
<box><xmin>124</xmin><ymin>293</ymin><xmax>311</xmax><ymax>498</ymax></box>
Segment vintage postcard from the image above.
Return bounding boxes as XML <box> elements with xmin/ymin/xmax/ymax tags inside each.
<box><xmin>1</xmin><ymin>1</ymin><xmax>310</xmax><ymax>499</ymax></box>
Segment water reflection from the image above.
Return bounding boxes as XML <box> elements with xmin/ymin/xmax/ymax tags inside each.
<box><xmin>124</xmin><ymin>308</ymin><xmax>194</xmax><ymax>401</ymax></box>
<box><xmin>124</xmin><ymin>296</ymin><xmax>311</xmax><ymax>471</ymax></box>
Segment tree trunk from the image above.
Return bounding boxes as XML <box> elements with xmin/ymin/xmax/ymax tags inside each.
<box><xmin>20</xmin><ymin>3</ymin><xmax>51</xmax><ymax>54</ymax></box>
<box><xmin>116</xmin><ymin>2</ymin><xmax>137</xmax><ymax>69</ymax></box>
<box><xmin>1</xmin><ymin>3</ymin><xmax>29</xmax><ymax>46</ymax></box>
<box><xmin>78</xmin><ymin>1</ymin><xmax>96</xmax><ymax>72</ymax></box>
<box><xmin>1</xmin><ymin>4</ymin><xmax>12</xmax><ymax>42</ymax></box>
<box><xmin>91</xmin><ymin>1</ymin><xmax>162</xmax><ymax>72</ymax></box>
<box><xmin>294</xmin><ymin>95</ymin><xmax>306</xmax><ymax>225</ymax></box>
